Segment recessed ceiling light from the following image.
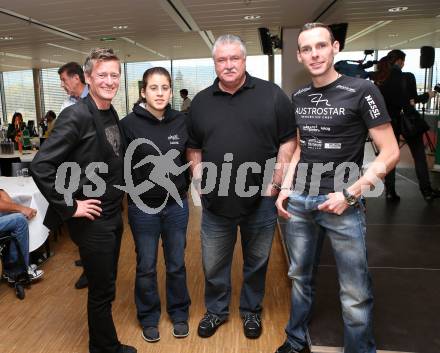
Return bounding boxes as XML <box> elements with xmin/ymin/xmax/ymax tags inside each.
<box><xmin>388</xmin><ymin>6</ymin><xmax>408</xmax><ymax>13</ymax></box>
<box><xmin>243</xmin><ymin>15</ymin><xmax>261</xmax><ymax>20</ymax></box>
<box><xmin>388</xmin><ymin>33</ymin><xmax>399</xmax><ymax>37</ymax></box>
<box><xmin>0</xmin><ymin>36</ymin><xmax>13</xmax><ymax>40</ymax></box>
<box><xmin>113</xmin><ymin>25</ymin><xmax>128</xmax><ymax>30</ymax></box>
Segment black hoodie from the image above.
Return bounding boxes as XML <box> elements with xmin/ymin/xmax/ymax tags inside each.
<box><xmin>120</xmin><ymin>103</ymin><xmax>189</xmax><ymax>207</ymax></box>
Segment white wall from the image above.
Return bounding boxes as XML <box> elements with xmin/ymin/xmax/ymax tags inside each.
<box><xmin>281</xmin><ymin>27</ymin><xmax>310</xmax><ymax>96</ymax></box>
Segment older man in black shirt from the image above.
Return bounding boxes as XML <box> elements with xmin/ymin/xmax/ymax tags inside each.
<box><xmin>187</xmin><ymin>34</ymin><xmax>296</xmax><ymax>339</ymax></box>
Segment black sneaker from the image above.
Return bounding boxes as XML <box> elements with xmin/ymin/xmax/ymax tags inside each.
<box><xmin>173</xmin><ymin>321</ymin><xmax>189</xmax><ymax>338</ymax></box>
<box><xmin>242</xmin><ymin>312</ymin><xmax>262</xmax><ymax>338</ymax></box>
<box><xmin>275</xmin><ymin>340</ymin><xmax>311</xmax><ymax>353</ymax></box>
<box><xmin>119</xmin><ymin>344</ymin><xmax>137</xmax><ymax>353</ymax></box>
<box><xmin>197</xmin><ymin>312</ymin><xmax>225</xmax><ymax>338</ymax></box>
<box><xmin>141</xmin><ymin>326</ymin><xmax>160</xmax><ymax>343</ymax></box>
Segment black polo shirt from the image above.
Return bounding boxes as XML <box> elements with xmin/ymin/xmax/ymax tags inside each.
<box><xmin>188</xmin><ymin>72</ymin><xmax>296</xmax><ymax>218</ymax></box>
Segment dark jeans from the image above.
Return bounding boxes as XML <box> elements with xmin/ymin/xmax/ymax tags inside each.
<box><xmin>385</xmin><ymin>118</ymin><xmax>432</xmax><ymax>195</ymax></box>
<box><xmin>0</xmin><ymin>213</ymin><xmax>29</xmax><ymax>275</ymax></box>
<box><xmin>200</xmin><ymin>196</ymin><xmax>277</xmax><ymax>318</ymax></box>
<box><xmin>128</xmin><ymin>198</ymin><xmax>190</xmax><ymax>327</ymax></box>
<box><xmin>68</xmin><ymin>215</ymin><xmax>123</xmax><ymax>353</ymax></box>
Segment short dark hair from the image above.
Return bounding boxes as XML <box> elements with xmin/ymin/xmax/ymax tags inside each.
<box><xmin>45</xmin><ymin>110</ymin><xmax>56</xmax><ymax>121</ymax></box>
<box><xmin>387</xmin><ymin>49</ymin><xmax>406</xmax><ymax>64</ymax></box>
<box><xmin>298</xmin><ymin>22</ymin><xmax>335</xmax><ymax>49</ymax></box>
<box><xmin>58</xmin><ymin>62</ymin><xmax>85</xmax><ymax>84</ymax></box>
<box><xmin>180</xmin><ymin>89</ymin><xmax>188</xmax><ymax>96</ymax></box>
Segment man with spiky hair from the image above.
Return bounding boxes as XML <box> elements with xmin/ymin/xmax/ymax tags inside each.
<box><xmin>274</xmin><ymin>23</ymin><xmax>399</xmax><ymax>353</ymax></box>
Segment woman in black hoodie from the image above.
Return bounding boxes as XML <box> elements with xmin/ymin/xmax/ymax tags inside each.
<box><xmin>120</xmin><ymin>67</ymin><xmax>190</xmax><ymax>343</ymax></box>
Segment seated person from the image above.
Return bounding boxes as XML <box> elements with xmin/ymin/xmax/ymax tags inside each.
<box><xmin>0</xmin><ymin>189</ymin><xmax>43</xmax><ymax>281</ymax></box>
<box><xmin>7</xmin><ymin>112</ymin><xmax>26</xmax><ymax>143</ymax></box>
<box><xmin>44</xmin><ymin>111</ymin><xmax>57</xmax><ymax>138</ymax></box>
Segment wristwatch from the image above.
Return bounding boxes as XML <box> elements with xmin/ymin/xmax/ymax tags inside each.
<box><xmin>342</xmin><ymin>188</ymin><xmax>358</xmax><ymax>206</ymax></box>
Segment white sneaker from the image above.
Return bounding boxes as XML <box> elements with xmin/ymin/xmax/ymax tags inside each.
<box><xmin>27</xmin><ymin>267</ymin><xmax>44</xmax><ymax>281</ymax></box>
<box><xmin>29</xmin><ymin>264</ymin><xmax>38</xmax><ymax>271</ymax></box>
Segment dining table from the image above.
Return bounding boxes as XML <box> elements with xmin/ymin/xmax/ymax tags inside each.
<box><xmin>0</xmin><ymin>176</ymin><xmax>49</xmax><ymax>252</ymax></box>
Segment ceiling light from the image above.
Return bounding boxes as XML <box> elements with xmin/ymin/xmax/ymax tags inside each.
<box><xmin>346</xmin><ymin>21</ymin><xmax>392</xmax><ymax>44</ymax></box>
<box><xmin>100</xmin><ymin>36</ymin><xmax>116</xmax><ymax>42</ymax></box>
<box><xmin>388</xmin><ymin>7</ymin><xmax>408</xmax><ymax>13</ymax></box>
<box><xmin>120</xmin><ymin>37</ymin><xmax>167</xmax><ymax>58</ymax></box>
<box><xmin>243</xmin><ymin>15</ymin><xmax>261</xmax><ymax>20</ymax></box>
<box><xmin>113</xmin><ymin>25</ymin><xmax>128</xmax><ymax>30</ymax></box>
<box><xmin>47</xmin><ymin>43</ymin><xmax>88</xmax><ymax>55</ymax></box>
<box><xmin>0</xmin><ymin>36</ymin><xmax>13</xmax><ymax>40</ymax></box>
<box><xmin>388</xmin><ymin>33</ymin><xmax>398</xmax><ymax>37</ymax></box>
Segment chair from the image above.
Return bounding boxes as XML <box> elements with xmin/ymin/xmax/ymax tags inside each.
<box><xmin>11</xmin><ymin>162</ymin><xmax>31</xmax><ymax>177</ymax></box>
<box><xmin>0</xmin><ymin>157</ymin><xmax>21</xmax><ymax>177</ymax></box>
<box><xmin>0</xmin><ymin>232</ymin><xmax>29</xmax><ymax>299</ymax></box>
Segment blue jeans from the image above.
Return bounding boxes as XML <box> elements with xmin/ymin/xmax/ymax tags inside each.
<box><xmin>284</xmin><ymin>192</ymin><xmax>375</xmax><ymax>353</ymax></box>
<box><xmin>0</xmin><ymin>213</ymin><xmax>29</xmax><ymax>275</ymax></box>
<box><xmin>201</xmin><ymin>196</ymin><xmax>277</xmax><ymax>318</ymax></box>
<box><xmin>128</xmin><ymin>198</ymin><xmax>190</xmax><ymax>327</ymax></box>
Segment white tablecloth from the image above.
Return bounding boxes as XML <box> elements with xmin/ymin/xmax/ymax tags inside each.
<box><xmin>0</xmin><ymin>176</ymin><xmax>49</xmax><ymax>252</ymax></box>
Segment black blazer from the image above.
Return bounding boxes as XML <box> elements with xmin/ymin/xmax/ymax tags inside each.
<box><xmin>31</xmin><ymin>95</ymin><xmax>123</xmax><ymax>230</ymax></box>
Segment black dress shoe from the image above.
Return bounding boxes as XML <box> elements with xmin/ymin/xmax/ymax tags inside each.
<box><xmin>74</xmin><ymin>272</ymin><xmax>88</xmax><ymax>289</ymax></box>
<box><xmin>386</xmin><ymin>191</ymin><xmax>400</xmax><ymax>202</ymax></box>
<box><xmin>119</xmin><ymin>344</ymin><xmax>137</xmax><ymax>353</ymax></box>
<box><xmin>423</xmin><ymin>188</ymin><xmax>440</xmax><ymax>202</ymax></box>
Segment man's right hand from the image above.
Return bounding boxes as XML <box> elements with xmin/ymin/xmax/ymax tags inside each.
<box><xmin>21</xmin><ymin>206</ymin><xmax>37</xmax><ymax>220</ymax></box>
<box><xmin>73</xmin><ymin>199</ymin><xmax>102</xmax><ymax>220</ymax></box>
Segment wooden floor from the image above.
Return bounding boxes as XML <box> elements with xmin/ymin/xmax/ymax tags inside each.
<box><xmin>0</xmin><ymin>198</ymin><xmax>292</xmax><ymax>353</ymax></box>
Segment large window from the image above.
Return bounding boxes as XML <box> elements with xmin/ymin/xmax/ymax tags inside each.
<box><xmin>246</xmin><ymin>55</ymin><xmax>269</xmax><ymax>81</ymax></box>
<box><xmin>172</xmin><ymin>58</ymin><xmax>215</xmax><ymax>109</ymax></box>
<box><xmin>112</xmin><ymin>67</ymin><xmax>127</xmax><ymax>118</ymax></box>
<box><xmin>3</xmin><ymin>70</ymin><xmax>36</xmax><ymax>124</ymax></box>
<box><xmin>126</xmin><ymin>61</ymin><xmax>172</xmax><ymax>112</ymax></box>
<box><xmin>41</xmin><ymin>68</ymin><xmax>68</xmax><ymax>116</ymax></box>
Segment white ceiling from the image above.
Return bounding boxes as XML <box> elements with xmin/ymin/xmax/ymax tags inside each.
<box><xmin>0</xmin><ymin>0</ymin><xmax>439</xmax><ymax>72</ymax></box>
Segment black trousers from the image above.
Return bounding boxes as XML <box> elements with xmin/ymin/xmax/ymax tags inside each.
<box><xmin>67</xmin><ymin>215</ymin><xmax>123</xmax><ymax>353</ymax></box>
<box><xmin>385</xmin><ymin>117</ymin><xmax>432</xmax><ymax>195</ymax></box>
